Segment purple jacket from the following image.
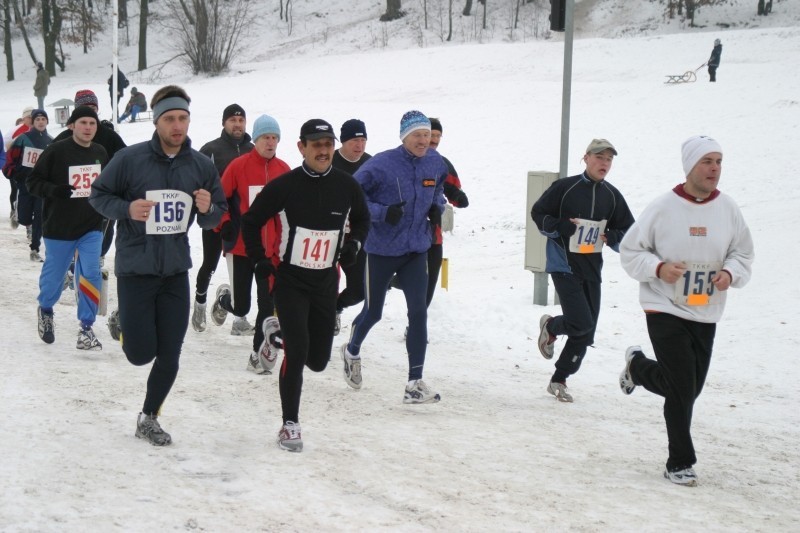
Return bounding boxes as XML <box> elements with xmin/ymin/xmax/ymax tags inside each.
<box><xmin>354</xmin><ymin>145</ymin><xmax>447</xmax><ymax>256</ymax></box>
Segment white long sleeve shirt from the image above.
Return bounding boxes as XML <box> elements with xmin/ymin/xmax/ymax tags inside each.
<box><xmin>620</xmin><ymin>186</ymin><xmax>754</xmax><ymax>323</ymax></box>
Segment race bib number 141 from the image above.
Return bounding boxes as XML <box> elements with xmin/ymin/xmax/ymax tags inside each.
<box><xmin>290</xmin><ymin>226</ymin><xmax>340</xmax><ymax>269</ymax></box>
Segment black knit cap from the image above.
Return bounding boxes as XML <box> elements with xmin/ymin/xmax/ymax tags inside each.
<box><xmin>222</xmin><ymin>103</ymin><xmax>246</xmax><ymax>124</ymax></box>
<box><xmin>31</xmin><ymin>109</ymin><xmax>48</xmax><ymax>122</ymax></box>
<box><xmin>67</xmin><ymin>105</ymin><xmax>100</xmax><ymax>125</ymax></box>
<box><xmin>429</xmin><ymin>117</ymin><xmax>443</xmax><ymax>133</ymax></box>
<box><xmin>340</xmin><ymin>119</ymin><xmax>367</xmax><ymax>143</ymax></box>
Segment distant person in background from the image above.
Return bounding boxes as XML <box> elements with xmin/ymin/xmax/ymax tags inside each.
<box><xmin>90</xmin><ymin>84</ymin><xmax>226</xmax><ymax>446</ymax></box>
<box><xmin>107</xmin><ymin>67</ymin><xmax>129</xmax><ymax>116</ymax></box>
<box><xmin>210</xmin><ymin>114</ymin><xmax>290</xmax><ymax>374</ymax></box>
<box><xmin>331</xmin><ymin>118</ymin><xmax>372</xmax><ymax>336</ymax></box>
<box><xmin>531</xmin><ymin>138</ymin><xmax>635</xmax><ymax>403</ymax></box>
<box><xmin>33</xmin><ymin>62</ymin><xmax>49</xmax><ymax>110</ymax></box>
<box><xmin>194</xmin><ymin>103</ymin><xmax>254</xmax><ymax>335</ymax></box>
<box><xmin>707</xmin><ymin>38</ymin><xmax>722</xmax><ymax>82</ymax></box>
<box><xmin>618</xmin><ymin>135</ymin><xmax>754</xmax><ymax>487</ymax></box>
<box><xmin>3</xmin><ymin>109</ymin><xmax>53</xmax><ymax>262</ymax></box>
<box><xmin>118</xmin><ymin>88</ymin><xmax>148</xmax><ymax>123</ymax></box>
<box><xmin>26</xmin><ymin>106</ymin><xmax>109</xmax><ymax>351</ymax></box>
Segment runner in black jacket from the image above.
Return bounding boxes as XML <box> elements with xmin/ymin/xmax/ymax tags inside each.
<box><xmin>241</xmin><ymin>119</ymin><xmax>369</xmax><ymax>453</ymax></box>
<box><xmin>531</xmin><ymin>138</ymin><xmax>635</xmax><ymax>403</ymax></box>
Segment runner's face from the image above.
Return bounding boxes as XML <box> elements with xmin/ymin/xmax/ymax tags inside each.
<box><xmin>254</xmin><ymin>134</ymin><xmax>279</xmax><ymax>159</ymax></box>
<box><xmin>583</xmin><ymin>150</ymin><xmax>614</xmax><ymax>181</ymax></box>
<box><xmin>299</xmin><ymin>138</ymin><xmax>335</xmax><ymax>174</ymax></box>
<box><xmin>224</xmin><ymin>116</ymin><xmax>246</xmax><ymax>141</ymax></box>
<box><xmin>72</xmin><ymin>118</ymin><xmax>97</xmax><ymax>146</ymax></box>
<box><xmin>340</xmin><ymin>137</ymin><xmax>366</xmax><ymax>160</ymax></box>
<box><xmin>155</xmin><ymin>110</ymin><xmax>190</xmax><ymax>153</ymax></box>
<box><xmin>33</xmin><ymin>117</ymin><xmax>48</xmax><ymax>131</ymax></box>
<box><xmin>684</xmin><ymin>152</ymin><xmax>722</xmax><ymax>199</ymax></box>
<box><xmin>402</xmin><ymin>129</ymin><xmax>431</xmax><ymax>158</ymax></box>
<box><xmin>429</xmin><ymin>130</ymin><xmax>442</xmax><ymax>150</ymax></box>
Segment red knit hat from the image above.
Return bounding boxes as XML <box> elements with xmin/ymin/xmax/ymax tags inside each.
<box><xmin>74</xmin><ymin>89</ymin><xmax>99</xmax><ymax>107</ymax></box>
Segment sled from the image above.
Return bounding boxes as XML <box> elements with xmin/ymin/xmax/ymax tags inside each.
<box><xmin>664</xmin><ymin>63</ymin><xmax>705</xmax><ymax>84</ymax></box>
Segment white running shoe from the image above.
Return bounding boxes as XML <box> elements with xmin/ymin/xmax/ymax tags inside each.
<box><xmin>620</xmin><ymin>346</ymin><xmax>642</xmax><ymax>395</ymax></box>
<box><xmin>538</xmin><ymin>314</ymin><xmax>555</xmax><ymax>359</ymax></box>
<box><xmin>210</xmin><ymin>284</ymin><xmax>230</xmax><ymax>326</ymax></box>
<box><xmin>77</xmin><ymin>325</ymin><xmax>102</xmax><ymax>350</ymax></box>
<box><xmin>38</xmin><ymin>306</ymin><xmax>55</xmax><ymax>344</ymax></box>
<box><xmin>547</xmin><ymin>381</ymin><xmax>573</xmax><ymax>403</ymax></box>
<box><xmin>230</xmin><ymin>316</ymin><xmax>255</xmax><ymax>336</ymax></box>
<box><xmin>340</xmin><ymin>344</ymin><xmax>362</xmax><ymax>390</ymax></box>
<box><xmin>256</xmin><ymin>316</ymin><xmax>281</xmax><ymax>371</ymax></box>
<box><xmin>277</xmin><ymin>421</ymin><xmax>303</xmax><ymax>452</ymax></box>
<box><xmin>191</xmin><ymin>301</ymin><xmax>207</xmax><ymax>332</ymax></box>
<box><xmin>664</xmin><ymin>467</ymin><xmax>698</xmax><ymax>487</ymax></box>
<box><xmin>403</xmin><ymin>379</ymin><xmax>441</xmax><ymax>404</ymax></box>
<box><xmin>30</xmin><ymin>250</ymin><xmax>43</xmax><ymax>262</ymax></box>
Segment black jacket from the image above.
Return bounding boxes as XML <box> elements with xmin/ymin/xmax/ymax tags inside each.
<box><xmin>199</xmin><ymin>130</ymin><xmax>254</xmax><ymax>177</ymax></box>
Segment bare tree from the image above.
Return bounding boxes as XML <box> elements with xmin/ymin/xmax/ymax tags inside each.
<box><xmin>3</xmin><ymin>0</ymin><xmax>14</xmax><ymax>80</ymax></box>
<box><xmin>463</xmin><ymin>0</ymin><xmax>472</xmax><ymax>16</ymax></box>
<box><xmin>380</xmin><ymin>0</ymin><xmax>404</xmax><ymax>21</ymax></box>
<box><xmin>162</xmin><ymin>0</ymin><xmax>253</xmax><ymax>75</ymax></box>
<box><xmin>138</xmin><ymin>0</ymin><xmax>147</xmax><ymax>70</ymax></box>
<box><xmin>447</xmin><ymin>0</ymin><xmax>453</xmax><ymax>41</ymax></box>
<box><xmin>13</xmin><ymin>0</ymin><xmax>39</xmax><ymax>67</ymax></box>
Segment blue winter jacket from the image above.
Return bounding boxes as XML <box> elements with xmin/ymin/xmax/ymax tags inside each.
<box><xmin>89</xmin><ymin>133</ymin><xmax>226</xmax><ymax>278</ymax></box>
<box><xmin>354</xmin><ymin>145</ymin><xmax>447</xmax><ymax>256</ymax></box>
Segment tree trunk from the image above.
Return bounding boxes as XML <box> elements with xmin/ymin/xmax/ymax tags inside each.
<box><xmin>138</xmin><ymin>0</ymin><xmax>147</xmax><ymax>70</ymax></box>
<box><xmin>3</xmin><ymin>0</ymin><xmax>14</xmax><ymax>80</ymax></box>
<box><xmin>12</xmin><ymin>0</ymin><xmax>38</xmax><ymax>66</ymax></box>
<box><xmin>380</xmin><ymin>0</ymin><xmax>404</xmax><ymax>21</ymax></box>
<box><xmin>482</xmin><ymin>0</ymin><xmax>486</xmax><ymax>30</ymax></box>
<box><xmin>41</xmin><ymin>0</ymin><xmax>62</xmax><ymax>75</ymax></box>
<box><xmin>463</xmin><ymin>0</ymin><xmax>472</xmax><ymax>16</ymax></box>
<box><xmin>447</xmin><ymin>0</ymin><xmax>452</xmax><ymax>41</ymax></box>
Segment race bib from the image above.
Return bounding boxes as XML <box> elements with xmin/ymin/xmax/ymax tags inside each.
<box><xmin>673</xmin><ymin>261</ymin><xmax>724</xmax><ymax>306</ymax></box>
<box><xmin>68</xmin><ymin>164</ymin><xmax>101</xmax><ymax>198</ymax></box>
<box><xmin>145</xmin><ymin>189</ymin><xmax>193</xmax><ymax>235</ymax></box>
<box><xmin>22</xmin><ymin>146</ymin><xmax>44</xmax><ymax>168</ymax></box>
<box><xmin>290</xmin><ymin>226</ymin><xmax>340</xmax><ymax>269</ymax></box>
<box><xmin>248</xmin><ymin>185</ymin><xmax>264</xmax><ymax>207</ymax></box>
<box><xmin>569</xmin><ymin>218</ymin><xmax>607</xmax><ymax>254</ymax></box>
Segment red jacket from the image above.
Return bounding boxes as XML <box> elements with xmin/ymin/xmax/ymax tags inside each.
<box><xmin>219</xmin><ymin>149</ymin><xmax>290</xmax><ymax>258</ymax></box>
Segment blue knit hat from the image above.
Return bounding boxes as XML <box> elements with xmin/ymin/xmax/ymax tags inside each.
<box><xmin>252</xmin><ymin>114</ymin><xmax>281</xmax><ymax>141</ymax></box>
<box><xmin>399</xmin><ymin>110</ymin><xmax>431</xmax><ymax>141</ymax></box>
<box><xmin>341</xmin><ymin>119</ymin><xmax>367</xmax><ymax>143</ymax></box>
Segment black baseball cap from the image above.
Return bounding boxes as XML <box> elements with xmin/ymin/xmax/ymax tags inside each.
<box><xmin>299</xmin><ymin>119</ymin><xmax>337</xmax><ymax>141</ymax></box>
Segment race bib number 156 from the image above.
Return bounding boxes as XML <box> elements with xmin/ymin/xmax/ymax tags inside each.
<box><xmin>145</xmin><ymin>189</ymin><xmax>193</xmax><ymax>235</ymax></box>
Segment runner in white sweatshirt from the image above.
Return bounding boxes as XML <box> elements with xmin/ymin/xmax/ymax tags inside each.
<box><xmin>618</xmin><ymin>135</ymin><xmax>754</xmax><ymax>487</ymax></box>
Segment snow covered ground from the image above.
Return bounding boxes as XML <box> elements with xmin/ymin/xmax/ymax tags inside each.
<box><xmin>1</xmin><ymin>3</ymin><xmax>800</xmax><ymax>532</ymax></box>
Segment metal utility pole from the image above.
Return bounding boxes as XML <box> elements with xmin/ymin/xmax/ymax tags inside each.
<box><xmin>112</xmin><ymin>2</ymin><xmax>119</xmax><ymax>126</ymax></box>
<box><xmin>557</xmin><ymin>0</ymin><xmax>574</xmax><ymax>179</ymax></box>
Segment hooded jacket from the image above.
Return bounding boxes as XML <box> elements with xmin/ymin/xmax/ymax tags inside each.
<box><xmin>199</xmin><ymin>129</ymin><xmax>254</xmax><ymax>178</ymax></box>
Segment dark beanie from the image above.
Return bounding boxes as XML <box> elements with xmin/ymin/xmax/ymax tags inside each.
<box><xmin>222</xmin><ymin>103</ymin><xmax>246</xmax><ymax>124</ymax></box>
<box><xmin>67</xmin><ymin>106</ymin><xmax>100</xmax><ymax>125</ymax></box>
<box><xmin>31</xmin><ymin>109</ymin><xmax>48</xmax><ymax>122</ymax></box>
<box><xmin>340</xmin><ymin>119</ymin><xmax>367</xmax><ymax>143</ymax></box>
<box><xmin>429</xmin><ymin>117</ymin><xmax>443</xmax><ymax>133</ymax></box>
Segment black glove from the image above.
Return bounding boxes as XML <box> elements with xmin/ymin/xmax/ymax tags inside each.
<box><xmin>385</xmin><ymin>201</ymin><xmax>406</xmax><ymax>226</ymax></box>
<box><xmin>428</xmin><ymin>205</ymin><xmax>442</xmax><ymax>228</ymax></box>
<box><xmin>220</xmin><ymin>222</ymin><xmax>236</xmax><ymax>242</ymax></box>
<box><xmin>604</xmin><ymin>229</ymin><xmax>620</xmax><ymax>248</ymax></box>
<box><xmin>444</xmin><ymin>183</ymin><xmax>469</xmax><ymax>208</ymax></box>
<box><xmin>557</xmin><ymin>218</ymin><xmax>577</xmax><ymax>238</ymax></box>
<box><xmin>338</xmin><ymin>240</ymin><xmax>360</xmax><ymax>268</ymax></box>
<box><xmin>53</xmin><ymin>184</ymin><xmax>76</xmax><ymax>199</ymax></box>
<box><xmin>253</xmin><ymin>259</ymin><xmax>275</xmax><ymax>279</ymax></box>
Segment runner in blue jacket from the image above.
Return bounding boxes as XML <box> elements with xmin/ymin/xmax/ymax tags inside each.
<box><xmin>340</xmin><ymin>110</ymin><xmax>447</xmax><ymax>405</ymax></box>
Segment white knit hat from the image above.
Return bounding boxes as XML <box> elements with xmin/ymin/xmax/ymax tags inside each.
<box><xmin>681</xmin><ymin>135</ymin><xmax>722</xmax><ymax>175</ymax></box>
